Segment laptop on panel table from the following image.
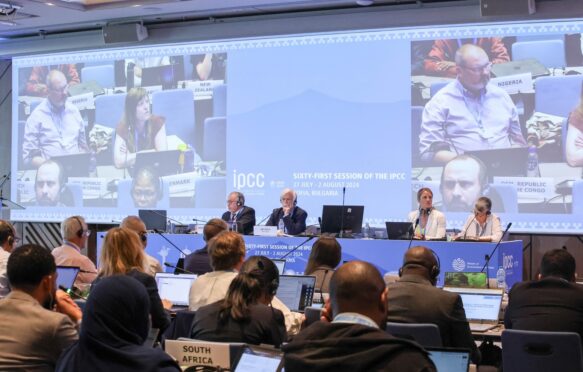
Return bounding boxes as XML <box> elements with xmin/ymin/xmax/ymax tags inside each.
<box><xmin>155</xmin><ymin>273</ymin><xmax>197</xmax><ymax>311</ymax></box>
<box><xmin>443</xmin><ymin>287</ymin><xmax>504</xmax><ymax>332</ymax></box>
<box><xmin>277</xmin><ymin>275</ymin><xmax>316</xmax><ymax>313</ymax></box>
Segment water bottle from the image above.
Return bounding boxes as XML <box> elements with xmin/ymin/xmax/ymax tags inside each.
<box><xmin>278</xmin><ymin>218</ymin><xmax>285</xmax><ymax>232</ymax></box>
<box><xmin>526</xmin><ymin>145</ymin><xmax>540</xmax><ymax>177</ymax></box>
<box><xmin>363</xmin><ymin>222</ymin><xmax>371</xmax><ymax>239</ymax></box>
<box><xmin>496</xmin><ymin>266</ymin><xmax>506</xmax><ymax>291</ymax></box>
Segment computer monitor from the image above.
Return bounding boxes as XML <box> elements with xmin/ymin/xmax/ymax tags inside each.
<box><xmin>321</xmin><ymin>205</ymin><xmax>365</xmax><ymax>235</ymax></box>
<box><xmin>139</xmin><ymin>209</ymin><xmax>167</xmax><ymax>231</ymax></box>
<box><xmin>277</xmin><ymin>275</ymin><xmax>316</xmax><ymax>313</ymax></box>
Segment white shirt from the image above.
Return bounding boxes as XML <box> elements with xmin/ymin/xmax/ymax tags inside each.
<box><xmin>407</xmin><ymin>209</ymin><xmax>447</xmax><ymax>240</ymax></box>
<box><xmin>51</xmin><ymin>242</ymin><xmax>97</xmax><ymax>286</ymax></box>
<box><xmin>145</xmin><ymin>253</ymin><xmax>163</xmax><ymax>277</ymax></box>
<box><xmin>0</xmin><ymin>249</ymin><xmax>10</xmax><ymax>299</ymax></box>
<box><xmin>460</xmin><ymin>213</ymin><xmax>503</xmax><ymax>242</ymax></box>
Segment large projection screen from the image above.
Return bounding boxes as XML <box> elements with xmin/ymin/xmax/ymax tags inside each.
<box><xmin>11</xmin><ymin>19</ymin><xmax>583</xmax><ymax>234</ymax></box>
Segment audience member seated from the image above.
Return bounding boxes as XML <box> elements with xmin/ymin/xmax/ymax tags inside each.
<box><xmin>0</xmin><ymin>244</ymin><xmax>81</xmax><ymax>370</ymax></box>
<box><xmin>266</xmin><ymin>188</ymin><xmax>307</xmax><ymax>235</ymax></box>
<box><xmin>52</xmin><ymin>215</ymin><xmax>98</xmax><ymax>287</ymax></box>
<box><xmin>130</xmin><ymin>166</ymin><xmax>163</xmax><ymax>209</ymax></box>
<box><xmin>457</xmin><ymin>196</ymin><xmax>502</xmax><ymax>242</ymax></box>
<box><xmin>25</xmin><ymin>64</ymin><xmax>80</xmax><ymax>97</ymax></box>
<box><xmin>34</xmin><ymin>160</ymin><xmax>75</xmax><ymax>207</ymax></box>
<box><xmin>505</xmin><ymin>249</ymin><xmax>583</xmax><ymax>344</ymax></box>
<box><xmin>222</xmin><ymin>191</ymin><xmax>256</xmax><ymax>235</ymax></box>
<box><xmin>23</xmin><ymin>70</ymin><xmax>88</xmax><ymax>168</ymax></box>
<box><xmin>113</xmin><ymin>87</ymin><xmax>167</xmax><ymax>169</ymax></box>
<box><xmin>304</xmin><ymin>236</ymin><xmax>341</xmax><ymax>295</ymax></box>
<box><xmin>408</xmin><ymin>188</ymin><xmax>446</xmax><ymax>240</ymax></box>
<box><xmin>96</xmin><ymin>227</ymin><xmax>171</xmax><ymax>333</ymax></box>
<box><xmin>191</xmin><ymin>256</ymin><xmax>287</xmax><ymax>347</ymax></box>
<box><xmin>0</xmin><ymin>220</ymin><xmax>17</xmax><ymax>299</ymax></box>
<box><xmin>188</xmin><ymin>231</ymin><xmax>302</xmax><ymax>334</ymax></box>
<box><xmin>387</xmin><ymin>246</ymin><xmax>480</xmax><ymax>364</ymax></box>
<box><xmin>120</xmin><ymin>215</ymin><xmax>163</xmax><ymax>276</ymax></box>
<box><xmin>566</xmin><ymin>94</ymin><xmax>583</xmax><ymax>166</ymax></box>
<box><xmin>184</xmin><ymin>218</ymin><xmax>228</xmax><ymax>275</ymax></box>
<box><xmin>56</xmin><ymin>275</ymin><xmax>180</xmax><ymax>372</ymax></box>
<box><xmin>283</xmin><ymin>261</ymin><xmax>436</xmax><ymax>372</ymax></box>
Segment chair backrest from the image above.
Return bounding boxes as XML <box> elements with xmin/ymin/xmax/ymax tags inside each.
<box><xmin>430</xmin><ymin>82</ymin><xmax>448</xmax><ymax>97</ymax></box>
<box><xmin>194</xmin><ymin>176</ymin><xmax>225</xmax><ymax>208</ymax></box>
<box><xmin>512</xmin><ymin>39</ymin><xmax>566</xmax><ymax>68</ymax></box>
<box><xmin>164</xmin><ymin>310</ymin><xmax>196</xmax><ymax>340</ymax></box>
<box><xmin>535</xmin><ymin>75</ymin><xmax>583</xmax><ymax>118</ymax></box>
<box><xmin>81</xmin><ymin>65</ymin><xmax>115</xmax><ymax>89</ymax></box>
<box><xmin>386</xmin><ymin>322</ymin><xmax>443</xmax><ymax>347</ymax></box>
<box><xmin>502</xmin><ymin>329</ymin><xmax>583</xmax><ymax>372</ymax></box>
<box><xmin>117</xmin><ymin>178</ymin><xmax>170</xmax><ymax>209</ymax></box>
<box><xmin>213</xmin><ymin>84</ymin><xmax>227</xmax><ymax>117</ymax></box>
<box><xmin>151</xmin><ymin>89</ymin><xmax>195</xmax><ymax>146</ymax></box>
<box><xmin>488</xmin><ymin>184</ymin><xmax>518</xmax><ymax>214</ymax></box>
<box><xmin>203</xmin><ymin>116</ymin><xmax>226</xmax><ymax>162</ymax></box>
<box><xmin>94</xmin><ymin>93</ymin><xmax>127</xmax><ymax>129</ymax></box>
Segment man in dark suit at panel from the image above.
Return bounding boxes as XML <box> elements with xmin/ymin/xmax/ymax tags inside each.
<box><xmin>221</xmin><ymin>191</ymin><xmax>256</xmax><ymax>235</ymax></box>
<box><xmin>387</xmin><ymin>246</ymin><xmax>481</xmax><ymax>364</ymax></box>
<box><xmin>505</xmin><ymin>248</ymin><xmax>583</xmax><ymax>344</ymax></box>
<box><xmin>183</xmin><ymin>218</ymin><xmax>228</xmax><ymax>276</ymax></box>
<box><xmin>266</xmin><ymin>188</ymin><xmax>307</xmax><ymax>235</ymax></box>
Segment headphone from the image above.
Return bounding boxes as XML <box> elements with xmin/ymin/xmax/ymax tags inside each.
<box><xmin>0</xmin><ymin>221</ymin><xmax>14</xmax><ymax>246</ymax></box>
<box><xmin>474</xmin><ymin>196</ymin><xmax>492</xmax><ymax>215</ymax></box>
<box><xmin>399</xmin><ymin>248</ymin><xmax>441</xmax><ymax>285</ymax></box>
<box><xmin>256</xmin><ymin>258</ymin><xmax>279</xmax><ymax>296</ymax></box>
<box><xmin>235</xmin><ymin>192</ymin><xmax>245</xmax><ymax>207</ymax></box>
<box><xmin>139</xmin><ymin>232</ymin><xmax>147</xmax><ymax>242</ymax></box>
<box><xmin>73</xmin><ymin>216</ymin><xmax>84</xmax><ymax>238</ymax></box>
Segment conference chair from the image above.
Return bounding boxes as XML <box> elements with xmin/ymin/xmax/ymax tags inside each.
<box><xmin>163</xmin><ymin>310</ymin><xmax>196</xmax><ymax>340</ymax></box>
<box><xmin>534</xmin><ymin>75</ymin><xmax>583</xmax><ymax>118</ymax></box>
<box><xmin>386</xmin><ymin>322</ymin><xmax>443</xmax><ymax>347</ymax></box>
<box><xmin>212</xmin><ymin>84</ymin><xmax>227</xmax><ymax>117</ymax></box>
<box><xmin>81</xmin><ymin>64</ymin><xmax>115</xmax><ymax>89</ymax></box>
<box><xmin>94</xmin><ymin>93</ymin><xmax>127</xmax><ymax>129</ymax></box>
<box><xmin>502</xmin><ymin>329</ymin><xmax>583</xmax><ymax>372</ymax></box>
<box><xmin>151</xmin><ymin>89</ymin><xmax>195</xmax><ymax>146</ymax></box>
<box><xmin>116</xmin><ymin>178</ymin><xmax>170</xmax><ymax>209</ymax></box>
<box><xmin>512</xmin><ymin>39</ymin><xmax>566</xmax><ymax>69</ymax></box>
<box><xmin>203</xmin><ymin>116</ymin><xmax>226</xmax><ymax>163</ymax></box>
<box><xmin>194</xmin><ymin>176</ymin><xmax>225</xmax><ymax>208</ymax></box>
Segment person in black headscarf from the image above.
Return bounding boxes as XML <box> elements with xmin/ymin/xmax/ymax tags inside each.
<box><xmin>55</xmin><ymin>275</ymin><xmax>180</xmax><ymax>372</ymax></box>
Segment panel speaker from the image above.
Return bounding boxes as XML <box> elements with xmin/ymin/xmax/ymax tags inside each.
<box><xmin>102</xmin><ymin>23</ymin><xmax>149</xmax><ymax>44</ymax></box>
<box><xmin>480</xmin><ymin>0</ymin><xmax>535</xmax><ymax>16</ymax></box>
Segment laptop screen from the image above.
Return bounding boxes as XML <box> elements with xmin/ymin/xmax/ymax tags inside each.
<box><xmin>443</xmin><ymin>287</ymin><xmax>503</xmax><ymax>322</ymax></box>
<box><xmin>234</xmin><ymin>348</ymin><xmax>283</xmax><ymax>372</ymax></box>
<box><xmin>155</xmin><ymin>273</ymin><xmax>197</xmax><ymax>306</ymax></box>
<box><xmin>56</xmin><ymin>266</ymin><xmax>80</xmax><ymax>290</ymax></box>
<box><xmin>426</xmin><ymin>348</ymin><xmax>470</xmax><ymax>372</ymax></box>
<box><xmin>272</xmin><ymin>259</ymin><xmax>286</xmax><ymax>274</ymax></box>
<box><xmin>139</xmin><ymin>209</ymin><xmax>167</xmax><ymax>232</ymax></box>
<box><xmin>277</xmin><ymin>275</ymin><xmax>316</xmax><ymax>312</ymax></box>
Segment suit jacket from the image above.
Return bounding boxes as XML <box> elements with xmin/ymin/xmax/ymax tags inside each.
<box><xmin>387</xmin><ymin>274</ymin><xmax>480</xmax><ymax>364</ymax></box>
<box><xmin>266</xmin><ymin>206</ymin><xmax>307</xmax><ymax>235</ymax></box>
<box><xmin>0</xmin><ymin>291</ymin><xmax>78</xmax><ymax>371</ymax></box>
<box><xmin>183</xmin><ymin>246</ymin><xmax>213</xmax><ymax>276</ymax></box>
<box><xmin>221</xmin><ymin>206</ymin><xmax>256</xmax><ymax>235</ymax></box>
<box><xmin>505</xmin><ymin>277</ymin><xmax>583</xmax><ymax>344</ymax></box>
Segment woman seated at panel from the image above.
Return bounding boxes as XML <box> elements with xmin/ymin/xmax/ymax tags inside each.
<box><xmin>457</xmin><ymin>196</ymin><xmax>503</xmax><ymax>242</ymax></box>
<box><xmin>190</xmin><ymin>256</ymin><xmax>287</xmax><ymax>347</ymax></box>
<box><xmin>566</xmin><ymin>92</ymin><xmax>583</xmax><ymax>167</ymax></box>
<box><xmin>408</xmin><ymin>187</ymin><xmax>446</xmax><ymax>240</ymax></box>
<box><xmin>56</xmin><ymin>275</ymin><xmax>180</xmax><ymax>372</ymax></box>
<box><xmin>95</xmin><ymin>227</ymin><xmax>171</xmax><ymax>333</ymax></box>
<box><xmin>304</xmin><ymin>237</ymin><xmax>342</xmax><ymax>296</ymax></box>
<box><xmin>113</xmin><ymin>88</ymin><xmax>167</xmax><ymax>169</ymax></box>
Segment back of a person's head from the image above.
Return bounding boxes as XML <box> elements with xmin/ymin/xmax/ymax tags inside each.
<box><xmin>208</xmin><ymin>231</ymin><xmax>245</xmax><ymax>271</ymax></box>
<box><xmin>61</xmin><ymin>215</ymin><xmax>85</xmax><ymax>241</ymax></box>
<box><xmin>8</xmin><ymin>244</ymin><xmax>55</xmax><ymax>290</ymax></box>
<box><xmin>305</xmin><ymin>237</ymin><xmax>342</xmax><ymax>274</ymax></box>
<box><xmin>329</xmin><ymin>261</ymin><xmax>386</xmax><ymax>321</ymax></box>
<box><xmin>221</xmin><ymin>256</ymin><xmax>279</xmax><ymax>321</ymax></box>
<box><xmin>203</xmin><ymin>219</ymin><xmax>228</xmax><ymax>242</ymax></box>
<box><xmin>120</xmin><ymin>215</ymin><xmax>143</xmax><ymax>231</ymax></box>
<box><xmin>99</xmin><ymin>227</ymin><xmax>146</xmax><ymax>277</ymax></box>
<box><xmin>540</xmin><ymin>248</ymin><xmax>576</xmax><ymax>281</ymax></box>
<box><xmin>83</xmin><ymin>275</ymin><xmax>150</xmax><ymax>345</ymax></box>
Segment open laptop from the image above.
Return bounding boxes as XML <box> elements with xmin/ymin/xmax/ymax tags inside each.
<box><xmin>490</xmin><ymin>58</ymin><xmax>549</xmax><ymax>79</ymax></box>
<box><xmin>385</xmin><ymin>222</ymin><xmax>413</xmax><ymax>240</ymax></box>
<box><xmin>139</xmin><ymin>209</ymin><xmax>167</xmax><ymax>231</ymax></box>
<box><xmin>443</xmin><ymin>287</ymin><xmax>504</xmax><ymax>332</ymax></box>
<box><xmin>234</xmin><ymin>345</ymin><xmax>284</xmax><ymax>372</ymax></box>
<box><xmin>155</xmin><ymin>273</ymin><xmax>197</xmax><ymax>311</ymax></box>
<box><xmin>56</xmin><ymin>266</ymin><xmax>80</xmax><ymax>290</ymax></box>
<box><xmin>51</xmin><ymin>153</ymin><xmax>91</xmax><ymax>179</ymax></box>
<box><xmin>444</xmin><ymin>272</ymin><xmax>488</xmax><ymax>288</ymax></box>
<box><xmin>272</xmin><ymin>259</ymin><xmax>286</xmax><ymax>274</ymax></box>
<box><xmin>141</xmin><ymin>64</ymin><xmax>179</xmax><ymax>89</ymax></box>
<box><xmin>277</xmin><ymin>275</ymin><xmax>316</xmax><ymax>313</ymax></box>
<box><xmin>465</xmin><ymin>147</ymin><xmax>529</xmax><ymax>182</ymax></box>
<box><xmin>134</xmin><ymin>150</ymin><xmax>183</xmax><ymax>177</ymax></box>
<box><xmin>426</xmin><ymin>347</ymin><xmax>470</xmax><ymax>372</ymax></box>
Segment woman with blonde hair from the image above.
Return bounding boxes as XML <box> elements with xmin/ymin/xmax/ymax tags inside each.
<box><xmin>95</xmin><ymin>227</ymin><xmax>170</xmax><ymax>332</ymax></box>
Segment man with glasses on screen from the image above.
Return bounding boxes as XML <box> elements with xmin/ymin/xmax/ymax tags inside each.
<box><xmin>52</xmin><ymin>215</ymin><xmax>97</xmax><ymax>287</ymax></box>
<box><xmin>22</xmin><ymin>69</ymin><xmax>88</xmax><ymax>168</ymax></box>
<box><xmin>419</xmin><ymin>44</ymin><xmax>526</xmax><ymax>163</ymax></box>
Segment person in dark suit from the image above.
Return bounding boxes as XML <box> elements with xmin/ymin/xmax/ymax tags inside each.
<box><xmin>387</xmin><ymin>246</ymin><xmax>481</xmax><ymax>364</ymax></box>
<box><xmin>183</xmin><ymin>218</ymin><xmax>228</xmax><ymax>275</ymax></box>
<box><xmin>221</xmin><ymin>191</ymin><xmax>256</xmax><ymax>235</ymax></box>
<box><xmin>505</xmin><ymin>248</ymin><xmax>583</xmax><ymax>344</ymax></box>
<box><xmin>266</xmin><ymin>188</ymin><xmax>307</xmax><ymax>235</ymax></box>
<box><xmin>190</xmin><ymin>256</ymin><xmax>287</xmax><ymax>347</ymax></box>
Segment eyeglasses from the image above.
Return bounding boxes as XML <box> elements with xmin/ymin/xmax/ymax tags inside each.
<box><xmin>461</xmin><ymin>62</ymin><xmax>492</xmax><ymax>74</ymax></box>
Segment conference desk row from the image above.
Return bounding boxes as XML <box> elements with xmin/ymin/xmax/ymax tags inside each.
<box><xmin>96</xmin><ymin>233</ymin><xmax>523</xmax><ymax>289</ymax></box>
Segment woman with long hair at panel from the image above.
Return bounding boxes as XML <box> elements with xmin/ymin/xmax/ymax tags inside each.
<box><xmin>56</xmin><ymin>275</ymin><xmax>180</xmax><ymax>372</ymax></box>
<box><xmin>95</xmin><ymin>227</ymin><xmax>171</xmax><ymax>333</ymax></box>
<box><xmin>304</xmin><ymin>236</ymin><xmax>342</xmax><ymax>294</ymax></box>
<box><xmin>113</xmin><ymin>87</ymin><xmax>167</xmax><ymax>169</ymax></box>
<box><xmin>408</xmin><ymin>187</ymin><xmax>446</xmax><ymax>240</ymax></box>
<box><xmin>191</xmin><ymin>256</ymin><xmax>287</xmax><ymax>347</ymax></box>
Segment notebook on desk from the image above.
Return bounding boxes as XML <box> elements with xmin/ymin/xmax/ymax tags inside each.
<box><xmin>443</xmin><ymin>287</ymin><xmax>504</xmax><ymax>332</ymax></box>
<box><xmin>277</xmin><ymin>275</ymin><xmax>316</xmax><ymax>313</ymax></box>
<box><xmin>155</xmin><ymin>273</ymin><xmax>197</xmax><ymax>311</ymax></box>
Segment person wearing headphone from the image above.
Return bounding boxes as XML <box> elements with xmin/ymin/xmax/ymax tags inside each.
<box><xmin>0</xmin><ymin>220</ymin><xmax>17</xmax><ymax>299</ymax></box>
<box><xmin>52</xmin><ymin>215</ymin><xmax>98</xmax><ymax>287</ymax></box>
<box><xmin>184</xmin><ymin>218</ymin><xmax>228</xmax><ymax>275</ymax></box>
<box><xmin>221</xmin><ymin>191</ymin><xmax>256</xmax><ymax>235</ymax></box>
<box><xmin>191</xmin><ymin>255</ymin><xmax>287</xmax><ymax>347</ymax></box>
<box><xmin>408</xmin><ymin>187</ymin><xmax>446</xmax><ymax>240</ymax></box>
<box><xmin>387</xmin><ymin>246</ymin><xmax>480</xmax><ymax>364</ymax></box>
<box><xmin>120</xmin><ymin>215</ymin><xmax>163</xmax><ymax>276</ymax></box>
<box><xmin>266</xmin><ymin>188</ymin><xmax>307</xmax><ymax>235</ymax></box>
<box><xmin>457</xmin><ymin>196</ymin><xmax>503</xmax><ymax>242</ymax></box>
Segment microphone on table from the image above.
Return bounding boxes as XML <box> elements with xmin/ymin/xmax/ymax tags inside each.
<box><xmin>407</xmin><ymin>214</ymin><xmax>420</xmax><ymax>250</ymax></box>
<box><xmin>481</xmin><ymin>222</ymin><xmax>513</xmax><ymax>288</ymax></box>
<box><xmin>164</xmin><ymin>262</ymin><xmax>196</xmax><ymax>275</ymax></box>
<box><xmin>256</xmin><ymin>214</ymin><xmax>271</xmax><ymax>226</ymax></box>
<box><xmin>339</xmin><ymin>187</ymin><xmax>346</xmax><ymax>238</ymax></box>
<box><xmin>461</xmin><ymin>215</ymin><xmax>477</xmax><ymax>240</ymax></box>
<box><xmin>152</xmin><ymin>229</ymin><xmax>187</xmax><ymax>256</ymax></box>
